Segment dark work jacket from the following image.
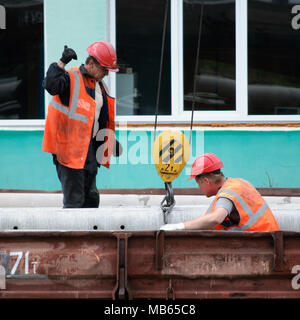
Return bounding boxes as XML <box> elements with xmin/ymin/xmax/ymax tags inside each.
<box><xmin>42</xmin><ymin>63</ymin><xmax>109</xmax><ymax>173</ymax></box>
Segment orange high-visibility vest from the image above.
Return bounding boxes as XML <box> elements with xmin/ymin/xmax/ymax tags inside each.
<box><xmin>207</xmin><ymin>178</ymin><xmax>280</xmax><ymax>231</ymax></box>
<box><xmin>42</xmin><ymin>66</ymin><xmax>115</xmax><ymax>169</ymax></box>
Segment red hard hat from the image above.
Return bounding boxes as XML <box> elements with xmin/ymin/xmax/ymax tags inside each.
<box><xmin>188</xmin><ymin>153</ymin><xmax>223</xmax><ymax>180</ymax></box>
<box><xmin>87</xmin><ymin>41</ymin><xmax>119</xmax><ymax>72</ymax></box>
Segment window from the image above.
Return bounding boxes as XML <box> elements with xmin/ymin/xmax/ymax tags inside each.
<box><xmin>183</xmin><ymin>0</ymin><xmax>236</xmax><ymax>111</ymax></box>
<box><xmin>116</xmin><ymin>0</ymin><xmax>171</xmax><ymax>116</ymax></box>
<box><xmin>0</xmin><ymin>0</ymin><xmax>44</xmax><ymax>120</ymax></box>
<box><xmin>113</xmin><ymin>0</ymin><xmax>300</xmax><ymax>122</ymax></box>
<box><xmin>248</xmin><ymin>0</ymin><xmax>300</xmax><ymax>115</ymax></box>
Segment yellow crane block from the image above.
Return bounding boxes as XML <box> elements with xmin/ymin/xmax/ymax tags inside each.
<box><xmin>152</xmin><ymin>130</ymin><xmax>191</xmax><ymax>183</ymax></box>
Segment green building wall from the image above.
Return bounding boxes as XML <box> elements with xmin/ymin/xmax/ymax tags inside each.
<box><xmin>1</xmin><ymin>0</ymin><xmax>299</xmax><ymax>191</ymax></box>
<box><xmin>44</xmin><ymin>0</ymin><xmax>107</xmax><ymax>72</ymax></box>
<box><xmin>1</xmin><ymin>130</ymin><xmax>300</xmax><ymax>191</ymax></box>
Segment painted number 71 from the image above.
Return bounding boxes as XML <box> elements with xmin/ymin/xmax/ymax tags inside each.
<box><xmin>10</xmin><ymin>251</ymin><xmax>30</xmax><ymax>275</ymax></box>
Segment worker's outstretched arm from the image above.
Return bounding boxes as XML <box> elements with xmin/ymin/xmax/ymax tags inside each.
<box><xmin>160</xmin><ymin>207</ymin><xmax>228</xmax><ymax>231</ymax></box>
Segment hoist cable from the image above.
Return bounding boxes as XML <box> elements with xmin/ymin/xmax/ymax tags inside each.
<box><xmin>190</xmin><ymin>2</ymin><xmax>204</xmax><ymax>144</ymax></box>
<box><xmin>154</xmin><ymin>0</ymin><xmax>169</xmax><ymax>141</ymax></box>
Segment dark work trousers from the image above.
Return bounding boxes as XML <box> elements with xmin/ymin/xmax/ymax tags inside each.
<box><xmin>55</xmin><ymin>162</ymin><xmax>100</xmax><ymax>208</ymax></box>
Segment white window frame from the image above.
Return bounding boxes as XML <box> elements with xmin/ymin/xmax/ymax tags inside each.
<box><xmin>0</xmin><ymin>1</ymin><xmax>47</xmax><ymax>130</ymax></box>
<box><xmin>1</xmin><ymin>0</ymin><xmax>299</xmax><ymax>130</ymax></box>
<box><xmin>110</xmin><ymin>0</ymin><xmax>300</xmax><ymax>124</ymax></box>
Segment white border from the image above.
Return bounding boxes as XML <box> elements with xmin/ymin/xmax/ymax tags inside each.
<box><xmin>106</xmin><ymin>0</ymin><xmax>116</xmax><ymax>98</ymax></box>
<box><xmin>236</xmin><ymin>0</ymin><xmax>247</xmax><ymax>118</ymax></box>
<box><xmin>171</xmin><ymin>0</ymin><xmax>183</xmax><ymax>118</ymax></box>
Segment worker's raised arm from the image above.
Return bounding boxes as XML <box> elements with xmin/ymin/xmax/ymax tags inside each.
<box><xmin>160</xmin><ymin>207</ymin><xmax>229</xmax><ymax>231</ymax></box>
<box><xmin>59</xmin><ymin>45</ymin><xmax>77</xmax><ymax>67</ymax></box>
<box><xmin>42</xmin><ymin>63</ymin><xmax>70</xmax><ymax>96</ymax></box>
<box><xmin>42</xmin><ymin>45</ymin><xmax>77</xmax><ymax>96</ymax></box>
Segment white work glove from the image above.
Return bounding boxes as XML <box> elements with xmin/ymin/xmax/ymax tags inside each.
<box><xmin>160</xmin><ymin>222</ymin><xmax>185</xmax><ymax>231</ymax></box>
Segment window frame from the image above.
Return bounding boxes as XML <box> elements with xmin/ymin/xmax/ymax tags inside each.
<box><xmin>0</xmin><ymin>1</ymin><xmax>46</xmax><ymax>130</ymax></box>
<box><xmin>111</xmin><ymin>0</ymin><xmax>300</xmax><ymax>124</ymax></box>
<box><xmin>1</xmin><ymin>0</ymin><xmax>299</xmax><ymax>130</ymax></box>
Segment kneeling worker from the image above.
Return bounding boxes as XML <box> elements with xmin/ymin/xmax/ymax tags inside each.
<box><xmin>160</xmin><ymin>153</ymin><xmax>280</xmax><ymax>231</ymax></box>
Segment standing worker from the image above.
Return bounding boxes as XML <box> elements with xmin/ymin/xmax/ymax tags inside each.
<box><xmin>160</xmin><ymin>153</ymin><xmax>280</xmax><ymax>231</ymax></box>
<box><xmin>42</xmin><ymin>41</ymin><xmax>122</xmax><ymax>208</ymax></box>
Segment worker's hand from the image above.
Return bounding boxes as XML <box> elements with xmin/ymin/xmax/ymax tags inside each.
<box><xmin>113</xmin><ymin>139</ymin><xmax>123</xmax><ymax>157</ymax></box>
<box><xmin>60</xmin><ymin>45</ymin><xmax>78</xmax><ymax>65</ymax></box>
<box><xmin>160</xmin><ymin>222</ymin><xmax>185</xmax><ymax>231</ymax></box>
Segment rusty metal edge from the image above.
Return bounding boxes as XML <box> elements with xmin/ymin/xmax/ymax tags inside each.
<box><xmin>272</xmin><ymin>231</ymin><xmax>285</xmax><ymax>272</ymax></box>
<box><xmin>0</xmin><ymin>231</ymin><xmax>121</xmax><ymax>238</ymax></box>
<box><xmin>0</xmin><ymin>230</ymin><xmax>299</xmax><ymax>239</ymax></box>
<box><xmin>0</xmin><ymin>230</ymin><xmax>300</xmax><ymax>300</ymax></box>
<box><xmin>129</xmin><ymin>291</ymin><xmax>300</xmax><ymax>299</ymax></box>
<box><xmin>1</xmin><ymin>291</ymin><xmax>300</xmax><ymax>299</ymax></box>
<box><xmin>0</xmin><ymin>291</ymin><xmax>114</xmax><ymax>299</ymax></box>
<box><xmin>155</xmin><ymin>231</ymin><xmax>165</xmax><ymax>271</ymax></box>
<box><xmin>112</xmin><ymin>232</ymin><xmax>132</xmax><ymax>300</ymax></box>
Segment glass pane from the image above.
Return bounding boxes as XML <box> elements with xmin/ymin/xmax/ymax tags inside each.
<box><xmin>116</xmin><ymin>0</ymin><xmax>171</xmax><ymax>115</ymax></box>
<box><xmin>248</xmin><ymin>0</ymin><xmax>300</xmax><ymax>115</ymax></box>
<box><xmin>0</xmin><ymin>0</ymin><xmax>44</xmax><ymax>119</ymax></box>
<box><xmin>183</xmin><ymin>0</ymin><xmax>236</xmax><ymax>111</ymax></box>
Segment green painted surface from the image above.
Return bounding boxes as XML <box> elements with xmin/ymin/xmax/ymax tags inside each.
<box><xmin>0</xmin><ymin>130</ymin><xmax>299</xmax><ymax>190</ymax></box>
<box><xmin>44</xmin><ymin>0</ymin><xmax>107</xmax><ymax>104</ymax></box>
<box><xmin>45</xmin><ymin>0</ymin><xmax>106</xmax><ymax>68</ymax></box>
<box><xmin>0</xmin><ymin>131</ymin><xmax>58</xmax><ymax>190</ymax></box>
<box><xmin>203</xmin><ymin>130</ymin><xmax>300</xmax><ymax>188</ymax></box>
<box><xmin>3</xmin><ymin>1</ymin><xmax>297</xmax><ymax>191</ymax></box>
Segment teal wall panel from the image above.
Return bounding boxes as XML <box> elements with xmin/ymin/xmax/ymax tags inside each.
<box><xmin>3</xmin><ymin>1</ymin><xmax>297</xmax><ymax>191</ymax></box>
<box><xmin>44</xmin><ymin>0</ymin><xmax>108</xmax><ymax>116</ymax></box>
<box><xmin>203</xmin><ymin>131</ymin><xmax>300</xmax><ymax>188</ymax></box>
<box><xmin>0</xmin><ymin>130</ymin><xmax>299</xmax><ymax>191</ymax></box>
<box><xmin>0</xmin><ymin>131</ymin><xmax>59</xmax><ymax>190</ymax></box>
<box><xmin>45</xmin><ymin>0</ymin><xmax>106</xmax><ymax>67</ymax></box>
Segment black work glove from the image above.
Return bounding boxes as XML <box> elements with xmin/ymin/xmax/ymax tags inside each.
<box><xmin>113</xmin><ymin>139</ymin><xmax>123</xmax><ymax>157</ymax></box>
<box><xmin>60</xmin><ymin>45</ymin><xmax>77</xmax><ymax>64</ymax></box>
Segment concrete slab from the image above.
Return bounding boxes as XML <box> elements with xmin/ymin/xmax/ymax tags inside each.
<box><xmin>1</xmin><ymin>192</ymin><xmax>300</xmax><ymax>207</ymax></box>
<box><xmin>0</xmin><ymin>203</ymin><xmax>299</xmax><ymax>231</ymax></box>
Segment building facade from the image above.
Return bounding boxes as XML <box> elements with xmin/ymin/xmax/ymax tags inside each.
<box><xmin>0</xmin><ymin>0</ymin><xmax>300</xmax><ymax>191</ymax></box>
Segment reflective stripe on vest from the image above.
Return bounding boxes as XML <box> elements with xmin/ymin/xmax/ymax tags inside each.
<box><xmin>43</xmin><ymin>66</ymin><xmax>116</xmax><ymax>169</ymax></box>
<box><xmin>217</xmin><ymin>188</ymin><xmax>269</xmax><ymax>231</ymax></box>
<box><xmin>50</xmin><ymin>71</ymin><xmax>88</xmax><ymax>124</ymax></box>
<box><xmin>206</xmin><ymin>178</ymin><xmax>280</xmax><ymax>231</ymax></box>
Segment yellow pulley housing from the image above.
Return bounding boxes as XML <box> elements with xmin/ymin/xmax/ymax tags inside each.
<box><xmin>152</xmin><ymin>130</ymin><xmax>191</xmax><ymax>183</ymax></box>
